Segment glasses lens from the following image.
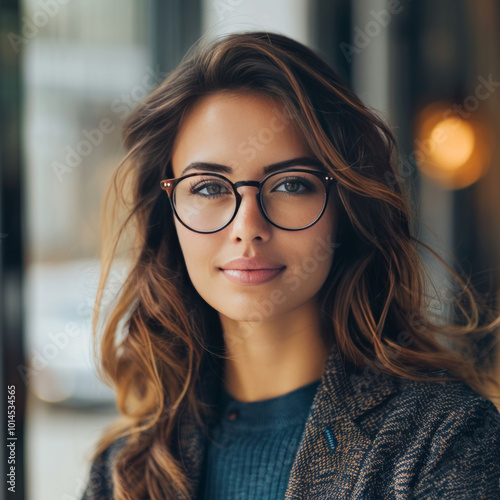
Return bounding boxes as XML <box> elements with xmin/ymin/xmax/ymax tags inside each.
<box><xmin>174</xmin><ymin>175</ymin><xmax>236</xmax><ymax>232</ymax></box>
<box><xmin>261</xmin><ymin>171</ymin><xmax>326</xmax><ymax>229</ymax></box>
<box><xmin>173</xmin><ymin>171</ymin><xmax>327</xmax><ymax>232</ymax></box>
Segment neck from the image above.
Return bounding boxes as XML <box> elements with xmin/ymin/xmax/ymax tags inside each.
<box><xmin>220</xmin><ymin>299</ymin><xmax>329</xmax><ymax>402</ymax></box>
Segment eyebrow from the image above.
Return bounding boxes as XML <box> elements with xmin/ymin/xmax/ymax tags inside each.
<box><xmin>180</xmin><ymin>156</ymin><xmax>325</xmax><ymax>176</ymax></box>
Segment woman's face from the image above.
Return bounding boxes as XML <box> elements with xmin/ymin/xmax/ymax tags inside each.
<box><xmin>170</xmin><ymin>92</ymin><xmax>338</xmax><ymax>327</ymax></box>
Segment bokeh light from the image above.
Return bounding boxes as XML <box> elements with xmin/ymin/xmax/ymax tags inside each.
<box><xmin>413</xmin><ymin>102</ymin><xmax>493</xmax><ymax>189</ymax></box>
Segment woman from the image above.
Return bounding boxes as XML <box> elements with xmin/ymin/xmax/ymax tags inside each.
<box><xmin>81</xmin><ymin>32</ymin><xmax>500</xmax><ymax>499</ymax></box>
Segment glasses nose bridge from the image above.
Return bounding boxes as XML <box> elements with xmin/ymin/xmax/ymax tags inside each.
<box><xmin>233</xmin><ymin>179</ymin><xmax>261</xmax><ymax>194</ymax></box>
<box><xmin>232</xmin><ymin>179</ymin><xmax>266</xmax><ymax>223</ymax></box>
<box><xmin>232</xmin><ymin>179</ymin><xmax>262</xmax><ymax>206</ymax></box>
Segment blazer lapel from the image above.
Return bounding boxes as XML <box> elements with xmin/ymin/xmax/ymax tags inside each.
<box><xmin>285</xmin><ymin>349</ymin><xmax>400</xmax><ymax>499</ymax></box>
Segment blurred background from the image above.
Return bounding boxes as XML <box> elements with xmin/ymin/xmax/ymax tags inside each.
<box><xmin>1</xmin><ymin>0</ymin><xmax>499</xmax><ymax>498</ymax></box>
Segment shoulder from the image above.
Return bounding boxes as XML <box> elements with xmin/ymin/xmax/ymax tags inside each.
<box><xmin>80</xmin><ymin>436</ymin><xmax>128</xmax><ymax>500</ymax></box>
<box><xmin>380</xmin><ymin>374</ymin><xmax>500</xmax><ymax>447</ymax></box>
<box><xmin>394</xmin><ymin>375</ymin><xmax>500</xmax><ymax>426</ymax></box>
<box><xmin>382</xmin><ymin>377</ymin><xmax>500</xmax><ymax>498</ymax></box>
<box><xmin>344</xmin><ymin>358</ymin><xmax>500</xmax><ymax>435</ymax></box>
<box><xmin>352</xmin><ymin>369</ymin><xmax>500</xmax><ymax>447</ymax></box>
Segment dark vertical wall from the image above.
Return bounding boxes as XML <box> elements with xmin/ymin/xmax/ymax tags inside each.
<box><xmin>1</xmin><ymin>0</ymin><xmax>26</xmax><ymax>498</ymax></box>
<box><xmin>150</xmin><ymin>0</ymin><xmax>202</xmax><ymax>74</ymax></box>
<box><xmin>309</xmin><ymin>0</ymin><xmax>353</xmax><ymax>87</ymax></box>
<box><xmin>386</xmin><ymin>0</ymin><xmax>421</xmax><ymax>236</ymax></box>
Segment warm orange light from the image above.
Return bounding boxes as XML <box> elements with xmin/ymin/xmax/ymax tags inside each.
<box><xmin>413</xmin><ymin>102</ymin><xmax>492</xmax><ymax>189</ymax></box>
<box><xmin>428</xmin><ymin>118</ymin><xmax>475</xmax><ymax>170</ymax></box>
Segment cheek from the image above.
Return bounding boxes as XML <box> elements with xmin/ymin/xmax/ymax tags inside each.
<box><xmin>299</xmin><ymin>211</ymin><xmax>337</xmax><ymax>279</ymax></box>
<box><xmin>174</xmin><ymin>222</ymin><xmax>199</xmax><ymax>270</ymax></box>
<box><xmin>174</xmin><ymin>221</ymin><xmax>216</xmax><ymax>276</ymax></box>
<box><xmin>283</xmin><ymin>224</ymin><xmax>335</xmax><ymax>286</ymax></box>
<box><xmin>295</xmin><ymin>239</ymin><xmax>334</xmax><ymax>281</ymax></box>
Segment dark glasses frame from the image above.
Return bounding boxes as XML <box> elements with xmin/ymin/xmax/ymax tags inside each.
<box><xmin>160</xmin><ymin>168</ymin><xmax>336</xmax><ymax>234</ymax></box>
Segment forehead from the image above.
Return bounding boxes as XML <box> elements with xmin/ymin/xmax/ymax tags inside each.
<box><xmin>171</xmin><ymin>91</ymin><xmax>311</xmax><ymax>178</ymax></box>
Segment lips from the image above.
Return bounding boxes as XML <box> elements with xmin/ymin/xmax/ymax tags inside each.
<box><xmin>220</xmin><ymin>257</ymin><xmax>285</xmax><ymax>271</ymax></box>
<box><xmin>220</xmin><ymin>268</ymin><xmax>285</xmax><ymax>285</ymax></box>
<box><xmin>219</xmin><ymin>257</ymin><xmax>285</xmax><ymax>285</ymax></box>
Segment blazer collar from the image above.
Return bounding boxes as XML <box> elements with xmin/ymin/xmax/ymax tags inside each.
<box><xmin>319</xmin><ymin>347</ymin><xmax>401</xmax><ymax>427</ymax></box>
<box><xmin>284</xmin><ymin>347</ymin><xmax>401</xmax><ymax>497</ymax></box>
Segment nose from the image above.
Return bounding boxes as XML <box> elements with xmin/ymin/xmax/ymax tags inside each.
<box><xmin>228</xmin><ymin>185</ymin><xmax>272</xmax><ymax>242</ymax></box>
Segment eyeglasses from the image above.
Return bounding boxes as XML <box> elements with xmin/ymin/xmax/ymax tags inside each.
<box><xmin>160</xmin><ymin>167</ymin><xmax>336</xmax><ymax>234</ymax></box>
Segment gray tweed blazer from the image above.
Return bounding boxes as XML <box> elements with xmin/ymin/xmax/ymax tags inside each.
<box><xmin>81</xmin><ymin>348</ymin><xmax>500</xmax><ymax>499</ymax></box>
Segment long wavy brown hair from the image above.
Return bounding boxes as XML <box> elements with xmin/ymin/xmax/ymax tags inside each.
<box><xmin>88</xmin><ymin>31</ymin><xmax>500</xmax><ymax>499</ymax></box>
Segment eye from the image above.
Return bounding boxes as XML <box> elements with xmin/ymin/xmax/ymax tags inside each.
<box><xmin>271</xmin><ymin>176</ymin><xmax>316</xmax><ymax>195</ymax></box>
<box><xmin>189</xmin><ymin>179</ymin><xmax>232</xmax><ymax>198</ymax></box>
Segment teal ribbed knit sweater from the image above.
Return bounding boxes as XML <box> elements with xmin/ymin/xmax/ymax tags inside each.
<box><xmin>199</xmin><ymin>378</ymin><xmax>321</xmax><ymax>499</ymax></box>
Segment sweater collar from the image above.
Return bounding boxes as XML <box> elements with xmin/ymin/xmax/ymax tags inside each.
<box><xmin>217</xmin><ymin>378</ymin><xmax>322</xmax><ymax>431</ymax></box>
